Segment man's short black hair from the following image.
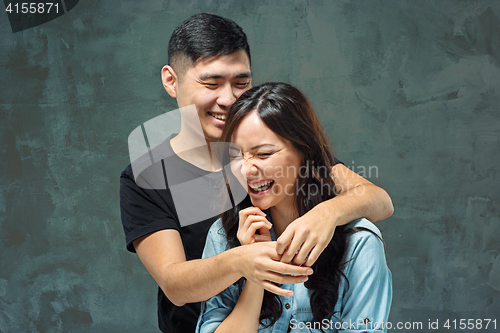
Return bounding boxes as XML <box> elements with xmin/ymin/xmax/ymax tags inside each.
<box><xmin>168</xmin><ymin>13</ymin><xmax>251</xmax><ymax>76</ymax></box>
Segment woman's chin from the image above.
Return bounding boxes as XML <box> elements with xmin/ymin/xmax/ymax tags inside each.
<box><xmin>250</xmin><ymin>199</ymin><xmax>270</xmax><ymax>211</ymax></box>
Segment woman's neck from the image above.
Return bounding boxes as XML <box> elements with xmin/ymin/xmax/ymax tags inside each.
<box><xmin>269</xmin><ymin>203</ymin><xmax>299</xmax><ymax>238</ymax></box>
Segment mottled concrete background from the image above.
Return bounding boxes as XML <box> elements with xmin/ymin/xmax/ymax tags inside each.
<box><xmin>1</xmin><ymin>1</ymin><xmax>499</xmax><ymax>332</ymax></box>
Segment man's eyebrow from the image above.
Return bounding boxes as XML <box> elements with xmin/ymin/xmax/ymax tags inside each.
<box><xmin>199</xmin><ymin>72</ymin><xmax>252</xmax><ymax>81</ymax></box>
<box><xmin>235</xmin><ymin>72</ymin><xmax>252</xmax><ymax>79</ymax></box>
<box><xmin>199</xmin><ymin>73</ymin><xmax>222</xmax><ymax>81</ymax></box>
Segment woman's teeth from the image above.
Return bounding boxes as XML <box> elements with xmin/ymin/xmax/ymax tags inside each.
<box><xmin>209</xmin><ymin>112</ymin><xmax>226</xmax><ymax>121</ymax></box>
<box><xmin>248</xmin><ymin>180</ymin><xmax>274</xmax><ymax>192</ymax></box>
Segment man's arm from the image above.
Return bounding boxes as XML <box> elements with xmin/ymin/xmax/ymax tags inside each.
<box><xmin>277</xmin><ymin>164</ymin><xmax>394</xmax><ymax>266</ymax></box>
<box><xmin>330</xmin><ymin>163</ymin><xmax>394</xmax><ymax>223</ymax></box>
<box><xmin>134</xmin><ymin>229</ymin><xmax>312</xmax><ymax>306</ymax></box>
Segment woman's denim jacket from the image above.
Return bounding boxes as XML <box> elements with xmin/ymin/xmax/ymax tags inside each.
<box><xmin>196</xmin><ymin>218</ymin><xmax>392</xmax><ymax>333</ymax></box>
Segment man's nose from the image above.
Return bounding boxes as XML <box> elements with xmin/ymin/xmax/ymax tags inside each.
<box><xmin>217</xmin><ymin>85</ymin><xmax>237</xmax><ymax>109</ymax></box>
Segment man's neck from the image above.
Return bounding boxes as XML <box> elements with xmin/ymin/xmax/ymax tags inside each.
<box><xmin>170</xmin><ymin>132</ymin><xmax>221</xmax><ymax>172</ymax></box>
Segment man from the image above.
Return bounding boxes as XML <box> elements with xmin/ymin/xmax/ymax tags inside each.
<box><xmin>120</xmin><ymin>13</ymin><xmax>393</xmax><ymax>333</ymax></box>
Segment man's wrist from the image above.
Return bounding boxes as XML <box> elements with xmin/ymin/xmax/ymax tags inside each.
<box><xmin>223</xmin><ymin>245</ymin><xmax>246</xmax><ymax>279</ymax></box>
<box><xmin>316</xmin><ymin>200</ymin><xmax>342</xmax><ymax>228</ymax></box>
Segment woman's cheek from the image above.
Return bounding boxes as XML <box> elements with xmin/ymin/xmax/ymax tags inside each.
<box><xmin>230</xmin><ymin>160</ymin><xmax>247</xmax><ymax>189</ymax></box>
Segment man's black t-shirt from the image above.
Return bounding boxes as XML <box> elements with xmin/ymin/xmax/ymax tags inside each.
<box><xmin>120</xmin><ymin>136</ymin><xmax>343</xmax><ymax>333</ymax></box>
<box><xmin>120</xmin><ymin>137</ymin><xmax>224</xmax><ymax>333</ymax></box>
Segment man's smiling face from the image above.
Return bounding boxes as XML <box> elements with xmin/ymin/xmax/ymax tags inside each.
<box><xmin>174</xmin><ymin>50</ymin><xmax>252</xmax><ymax>142</ymax></box>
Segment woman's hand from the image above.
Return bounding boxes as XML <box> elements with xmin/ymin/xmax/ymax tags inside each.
<box><xmin>237</xmin><ymin>207</ymin><xmax>273</xmax><ymax>245</ymax></box>
<box><xmin>237</xmin><ymin>208</ymin><xmax>312</xmax><ymax>297</ymax></box>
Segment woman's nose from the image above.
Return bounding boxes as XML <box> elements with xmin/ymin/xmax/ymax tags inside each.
<box><xmin>241</xmin><ymin>157</ymin><xmax>259</xmax><ymax>179</ymax></box>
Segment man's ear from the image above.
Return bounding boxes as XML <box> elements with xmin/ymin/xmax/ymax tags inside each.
<box><xmin>161</xmin><ymin>65</ymin><xmax>178</xmax><ymax>98</ymax></box>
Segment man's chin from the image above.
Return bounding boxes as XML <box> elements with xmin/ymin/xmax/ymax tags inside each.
<box><xmin>202</xmin><ymin>131</ymin><xmax>222</xmax><ymax>143</ymax></box>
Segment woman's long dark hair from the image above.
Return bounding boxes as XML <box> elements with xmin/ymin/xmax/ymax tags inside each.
<box><xmin>219</xmin><ymin>82</ymin><xmax>361</xmax><ymax>329</ymax></box>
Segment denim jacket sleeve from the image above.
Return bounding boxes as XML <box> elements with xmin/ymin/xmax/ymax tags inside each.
<box><xmin>337</xmin><ymin>219</ymin><xmax>392</xmax><ymax>333</ymax></box>
<box><xmin>196</xmin><ymin>219</ymin><xmax>240</xmax><ymax>333</ymax></box>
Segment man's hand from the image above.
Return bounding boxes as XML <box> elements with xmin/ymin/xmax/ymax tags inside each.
<box><xmin>238</xmin><ymin>241</ymin><xmax>313</xmax><ymax>297</ymax></box>
<box><xmin>276</xmin><ymin>164</ymin><xmax>394</xmax><ymax>267</ymax></box>
<box><xmin>237</xmin><ymin>207</ymin><xmax>272</xmax><ymax>245</ymax></box>
<box><xmin>276</xmin><ymin>203</ymin><xmax>334</xmax><ymax>267</ymax></box>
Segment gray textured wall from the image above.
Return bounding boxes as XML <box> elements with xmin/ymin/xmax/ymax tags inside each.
<box><xmin>1</xmin><ymin>1</ymin><xmax>499</xmax><ymax>332</ymax></box>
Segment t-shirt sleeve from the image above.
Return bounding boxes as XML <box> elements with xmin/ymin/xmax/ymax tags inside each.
<box><xmin>339</xmin><ymin>220</ymin><xmax>392</xmax><ymax>332</ymax></box>
<box><xmin>196</xmin><ymin>221</ymin><xmax>239</xmax><ymax>333</ymax></box>
<box><xmin>333</xmin><ymin>154</ymin><xmax>343</xmax><ymax>166</ymax></box>
<box><xmin>120</xmin><ymin>164</ymin><xmax>180</xmax><ymax>252</ymax></box>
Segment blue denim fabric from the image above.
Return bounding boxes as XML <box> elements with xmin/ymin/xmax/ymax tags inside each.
<box><xmin>196</xmin><ymin>218</ymin><xmax>392</xmax><ymax>333</ymax></box>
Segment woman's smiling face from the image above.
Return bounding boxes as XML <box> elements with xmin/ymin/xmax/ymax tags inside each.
<box><xmin>230</xmin><ymin>111</ymin><xmax>302</xmax><ymax>212</ymax></box>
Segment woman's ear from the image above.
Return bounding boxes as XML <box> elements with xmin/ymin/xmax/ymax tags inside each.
<box><xmin>161</xmin><ymin>65</ymin><xmax>177</xmax><ymax>98</ymax></box>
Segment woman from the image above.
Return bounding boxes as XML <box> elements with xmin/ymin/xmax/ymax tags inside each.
<box><xmin>196</xmin><ymin>82</ymin><xmax>392</xmax><ymax>333</ymax></box>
